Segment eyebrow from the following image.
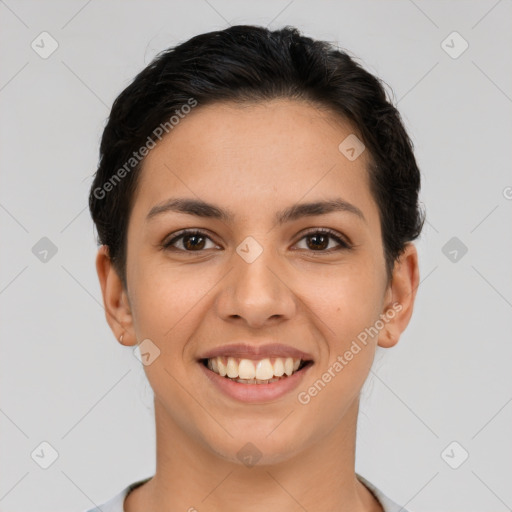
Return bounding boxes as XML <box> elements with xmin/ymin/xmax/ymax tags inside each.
<box><xmin>146</xmin><ymin>197</ymin><xmax>366</xmax><ymax>225</ymax></box>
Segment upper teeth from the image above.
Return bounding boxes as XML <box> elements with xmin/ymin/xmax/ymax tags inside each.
<box><xmin>207</xmin><ymin>356</ymin><xmax>301</xmax><ymax>379</ymax></box>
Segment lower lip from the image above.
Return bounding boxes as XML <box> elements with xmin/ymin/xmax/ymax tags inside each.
<box><xmin>198</xmin><ymin>360</ymin><xmax>314</xmax><ymax>403</ymax></box>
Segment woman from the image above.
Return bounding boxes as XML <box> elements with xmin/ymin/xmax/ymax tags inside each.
<box><xmin>85</xmin><ymin>24</ymin><xmax>424</xmax><ymax>512</ymax></box>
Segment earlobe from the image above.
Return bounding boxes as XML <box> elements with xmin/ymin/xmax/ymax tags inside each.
<box><xmin>377</xmin><ymin>243</ymin><xmax>420</xmax><ymax>349</ymax></box>
<box><xmin>379</xmin><ymin>327</ymin><xmax>396</xmax><ymax>349</ymax></box>
<box><xmin>95</xmin><ymin>245</ymin><xmax>135</xmax><ymax>346</ymax></box>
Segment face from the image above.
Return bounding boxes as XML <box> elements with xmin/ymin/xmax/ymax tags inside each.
<box><xmin>98</xmin><ymin>98</ymin><xmax>418</xmax><ymax>466</ymax></box>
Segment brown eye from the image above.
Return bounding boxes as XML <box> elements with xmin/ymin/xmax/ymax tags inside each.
<box><xmin>305</xmin><ymin>233</ymin><xmax>329</xmax><ymax>250</ymax></box>
<box><xmin>163</xmin><ymin>230</ymin><xmax>217</xmax><ymax>252</ymax></box>
<box><xmin>181</xmin><ymin>233</ymin><xmax>206</xmax><ymax>250</ymax></box>
<box><xmin>295</xmin><ymin>229</ymin><xmax>351</xmax><ymax>252</ymax></box>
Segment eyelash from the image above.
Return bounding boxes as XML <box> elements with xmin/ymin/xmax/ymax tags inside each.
<box><xmin>162</xmin><ymin>228</ymin><xmax>352</xmax><ymax>254</ymax></box>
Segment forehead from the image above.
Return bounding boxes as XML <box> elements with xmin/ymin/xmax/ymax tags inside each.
<box><xmin>132</xmin><ymin>99</ymin><xmax>378</xmax><ymax>227</ymax></box>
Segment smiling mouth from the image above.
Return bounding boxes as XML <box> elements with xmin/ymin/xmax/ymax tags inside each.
<box><xmin>199</xmin><ymin>357</ymin><xmax>314</xmax><ymax>384</ymax></box>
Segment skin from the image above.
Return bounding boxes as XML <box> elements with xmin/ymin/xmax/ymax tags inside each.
<box><xmin>96</xmin><ymin>98</ymin><xmax>419</xmax><ymax>512</ymax></box>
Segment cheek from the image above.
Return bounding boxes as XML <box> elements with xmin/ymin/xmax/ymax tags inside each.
<box><xmin>304</xmin><ymin>260</ymin><xmax>384</xmax><ymax>388</ymax></box>
<box><xmin>296</xmin><ymin>272</ymin><xmax>382</xmax><ymax>420</ymax></box>
<box><xmin>128</xmin><ymin>268</ymin><xmax>209</xmax><ymax>392</ymax></box>
<box><xmin>129</xmin><ymin>261</ymin><xmax>217</xmax><ymax>347</ymax></box>
<box><xmin>313</xmin><ymin>260</ymin><xmax>384</xmax><ymax>332</ymax></box>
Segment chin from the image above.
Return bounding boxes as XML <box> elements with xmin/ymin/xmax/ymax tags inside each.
<box><xmin>201</xmin><ymin>423</ymin><xmax>309</xmax><ymax>467</ymax></box>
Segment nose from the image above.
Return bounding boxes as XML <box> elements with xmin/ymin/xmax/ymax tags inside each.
<box><xmin>214</xmin><ymin>244</ymin><xmax>297</xmax><ymax>329</ymax></box>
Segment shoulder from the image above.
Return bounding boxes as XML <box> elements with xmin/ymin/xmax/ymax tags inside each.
<box><xmin>356</xmin><ymin>473</ymin><xmax>411</xmax><ymax>512</ymax></box>
<box><xmin>81</xmin><ymin>476</ymin><xmax>152</xmax><ymax>512</ymax></box>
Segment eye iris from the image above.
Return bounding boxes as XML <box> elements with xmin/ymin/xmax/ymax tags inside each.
<box><xmin>307</xmin><ymin>233</ymin><xmax>329</xmax><ymax>250</ymax></box>
<box><xmin>183</xmin><ymin>234</ymin><xmax>205</xmax><ymax>250</ymax></box>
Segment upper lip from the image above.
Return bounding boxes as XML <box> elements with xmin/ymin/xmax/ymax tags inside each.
<box><xmin>198</xmin><ymin>343</ymin><xmax>314</xmax><ymax>361</ymax></box>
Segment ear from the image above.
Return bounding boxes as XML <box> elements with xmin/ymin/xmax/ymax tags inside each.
<box><xmin>95</xmin><ymin>245</ymin><xmax>136</xmax><ymax>346</ymax></box>
<box><xmin>377</xmin><ymin>243</ymin><xmax>420</xmax><ymax>348</ymax></box>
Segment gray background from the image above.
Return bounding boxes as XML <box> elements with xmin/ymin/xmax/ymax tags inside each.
<box><xmin>1</xmin><ymin>1</ymin><xmax>511</xmax><ymax>511</ymax></box>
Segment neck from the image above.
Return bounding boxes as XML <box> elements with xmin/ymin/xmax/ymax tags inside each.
<box><xmin>125</xmin><ymin>396</ymin><xmax>382</xmax><ymax>512</ymax></box>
